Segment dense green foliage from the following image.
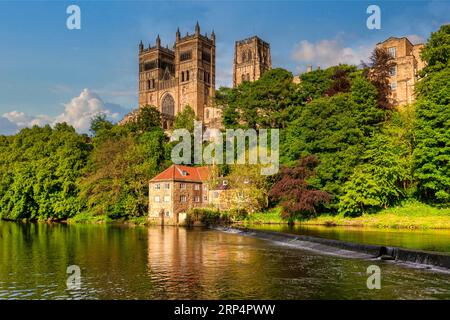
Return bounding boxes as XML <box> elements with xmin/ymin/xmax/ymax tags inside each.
<box><xmin>173</xmin><ymin>105</ymin><xmax>197</xmax><ymax>132</ymax></box>
<box><xmin>219</xmin><ymin>68</ymin><xmax>302</xmax><ymax>129</ymax></box>
<box><xmin>413</xmin><ymin>25</ymin><xmax>450</xmax><ymax>202</ymax></box>
<box><xmin>0</xmin><ymin>124</ymin><xmax>91</xmax><ymax>220</ymax></box>
<box><xmin>420</xmin><ymin>24</ymin><xmax>450</xmax><ymax>74</ymax></box>
<box><xmin>80</xmin><ymin>111</ymin><xmax>167</xmax><ymax>219</ymax></box>
<box><xmin>283</xmin><ymin>73</ymin><xmax>386</xmax><ymax>201</ymax></box>
<box><xmin>339</xmin><ymin>109</ymin><xmax>415</xmax><ymax>215</ymax></box>
<box><xmin>0</xmin><ymin>108</ymin><xmax>169</xmax><ymax>221</ymax></box>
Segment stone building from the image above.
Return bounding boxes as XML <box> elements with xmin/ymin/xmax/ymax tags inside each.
<box><xmin>377</xmin><ymin>37</ymin><xmax>425</xmax><ymax>106</ymax></box>
<box><xmin>148</xmin><ymin>165</ymin><xmax>211</xmax><ymax>224</ymax></box>
<box><xmin>233</xmin><ymin>36</ymin><xmax>272</xmax><ymax>87</ymax></box>
<box><xmin>148</xmin><ymin>164</ymin><xmax>235</xmax><ymax>224</ymax></box>
<box><xmin>137</xmin><ymin>23</ymin><xmax>216</xmax><ymax>129</ymax></box>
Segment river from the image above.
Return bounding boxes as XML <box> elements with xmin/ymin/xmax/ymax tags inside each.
<box><xmin>0</xmin><ymin>221</ymin><xmax>449</xmax><ymax>299</ymax></box>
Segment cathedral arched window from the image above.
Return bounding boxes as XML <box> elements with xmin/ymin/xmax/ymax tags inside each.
<box><xmin>161</xmin><ymin>94</ymin><xmax>175</xmax><ymax>116</ymax></box>
<box><xmin>181</xmin><ymin>71</ymin><xmax>185</xmax><ymax>82</ymax></box>
<box><xmin>242</xmin><ymin>51</ymin><xmax>246</xmax><ymax>63</ymax></box>
<box><xmin>186</xmin><ymin>70</ymin><xmax>190</xmax><ymax>81</ymax></box>
<box><xmin>248</xmin><ymin>50</ymin><xmax>252</xmax><ymax>61</ymax></box>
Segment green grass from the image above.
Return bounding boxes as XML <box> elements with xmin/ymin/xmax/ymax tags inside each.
<box><xmin>67</xmin><ymin>212</ymin><xmax>111</xmax><ymax>224</ymax></box>
<box><xmin>304</xmin><ymin>201</ymin><xmax>450</xmax><ymax>229</ymax></box>
<box><xmin>239</xmin><ymin>201</ymin><xmax>450</xmax><ymax>229</ymax></box>
<box><xmin>241</xmin><ymin>207</ymin><xmax>285</xmax><ymax>224</ymax></box>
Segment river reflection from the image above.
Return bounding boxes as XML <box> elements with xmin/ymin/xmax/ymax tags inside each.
<box><xmin>247</xmin><ymin>224</ymin><xmax>450</xmax><ymax>252</ymax></box>
<box><xmin>0</xmin><ymin>221</ymin><xmax>449</xmax><ymax>300</ymax></box>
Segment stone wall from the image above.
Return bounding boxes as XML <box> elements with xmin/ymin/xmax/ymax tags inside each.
<box><xmin>377</xmin><ymin>37</ymin><xmax>425</xmax><ymax>107</ymax></box>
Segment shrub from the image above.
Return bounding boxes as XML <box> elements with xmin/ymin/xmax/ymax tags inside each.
<box><xmin>186</xmin><ymin>208</ymin><xmax>221</xmax><ymax>226</ymax></box>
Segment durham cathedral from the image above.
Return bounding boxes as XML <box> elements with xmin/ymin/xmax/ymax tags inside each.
<box><xmin>121</xmin><ymin>23</ymin><xmax>272</xmax><ymax>129</ymax></box>
<box><xmin>121</xmin><ymin>22</ymin><xmax>424</xmax><ymax>129</ymax></box>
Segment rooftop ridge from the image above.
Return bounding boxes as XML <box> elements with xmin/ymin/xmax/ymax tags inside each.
<box><xmin>150</xmin><ymin>164</ymin><xmax>211</xmax><ymax>182</ymax></box>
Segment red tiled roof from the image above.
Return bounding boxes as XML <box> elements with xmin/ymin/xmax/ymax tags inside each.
<box><xmin>150</xmin><ymin>165</ymin><xmax>211</xmax><ymax>182</ymax></box>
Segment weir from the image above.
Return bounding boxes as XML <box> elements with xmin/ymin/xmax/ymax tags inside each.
<box><xmin>214</xmin><ymin>226</ymin><xmax>450</xmax><ymax>270</ymax></box>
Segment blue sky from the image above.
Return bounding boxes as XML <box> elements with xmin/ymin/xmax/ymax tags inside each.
<box><xmin>0</xmin><ymin>0</ymin><xmax>449</xmax><ymax>134</ymax></box>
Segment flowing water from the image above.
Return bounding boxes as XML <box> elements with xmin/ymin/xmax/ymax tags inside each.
<box><xmin>0</xmin><ymin>221</ymin><xmax>449</xmax><ymax>300</ymax></box>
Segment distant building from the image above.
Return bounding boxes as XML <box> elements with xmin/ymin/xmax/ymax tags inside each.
<box><xmin>377</xmin><ymin>37</ymin><xmax>425</xmax><ymax>106</ymax></box>
<box><xmin>233</xmin><ymin>36</ymin><xmax>272</xmax><ymax>87</ymax></box>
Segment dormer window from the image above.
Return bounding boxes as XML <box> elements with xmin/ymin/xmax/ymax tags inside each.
<box><xmin>222</xmin><ymin>180</ymin><xmax>228</xmax><ymax>186</ymax></box>
<box><xmin>181</xmin><ymin>170</ymin><xmax>188</xmax><ymax>176</ymax></box>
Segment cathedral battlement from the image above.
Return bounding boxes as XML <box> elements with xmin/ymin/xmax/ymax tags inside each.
<box><xmin>236</xmin><ymin>35</ymin><xmax>270</xmax><ymax>47</ymax></box>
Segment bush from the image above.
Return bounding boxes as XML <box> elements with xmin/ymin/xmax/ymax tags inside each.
<box><xmin>227</xmin><ymin>208</ymin><xmax>248</xmax><ymax>221</ymax></box>
<box><xmin>186</xmin><ymin>208</ymin><xmax>221</xmax><ymax>226</ymax></box>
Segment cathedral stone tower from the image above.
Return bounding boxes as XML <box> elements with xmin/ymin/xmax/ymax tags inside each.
<box><xmin>138</xmin><ymin>23</ymin><xmax>215</xmax><ymax>129</ymax></box>
<box><xmin>233</xmin><ymin>36</ymin><xmax>271</xmax><ymax>87</ymax></box>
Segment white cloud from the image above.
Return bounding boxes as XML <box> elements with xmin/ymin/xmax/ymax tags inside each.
<box><xmin>1</xmin><ymin>89</ymin><xmax>129</xmax><ymax>135</ymax></box>
<box><xmin>54</xmin><ymin>89</ymin><xmax>126</xmax><ymax>133</ymax></box>
<box><xmin>406</xmin><ymin>34</ymin><xmax>426</xmax><ymax>45</ymax></box>
<box><xmin>3</xmin><ymin>111</ymin><xmax>33</xmax><ymax>128</ymax></box>
<box><xmin>0</xmin><ymin>116</ymin><xmax>19</xmax><ymax>136</ymax></box>
<box><xmin>291</xmin><ymin>38</ymin><xmax>372</xmax><ymax>71</ymax></box>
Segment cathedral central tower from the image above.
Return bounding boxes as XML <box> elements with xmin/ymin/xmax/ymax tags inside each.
<box><xmin>233</xmin><ymin>36</ymin><xmax>271</xmax><ymax>87</ymax></box>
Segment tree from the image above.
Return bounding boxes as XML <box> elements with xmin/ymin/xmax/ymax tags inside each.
<box><xmin>413</xmin><ymin>26</ymin><xmax>450</xmax><ymax>203</ymax></box>
<box><xmin>90</xmin><ymin>114</ymin><xmax>113</xmax><ymax>136</ymax></box>
<box><xmin>364</xmin><ymin>47</ymin><xmax>396</xmax><ymax>109</ymax></box>
<box><xmin>325</xmin><ymin>67</ymin><xmax>351</xmax><ymax>96</ymax></box>
<box><xmin>80</xmin><ymin>123</ymin><xmax>167</xmax><ymax>218</ymax></box>
<box><xmin>0</xmin><ymin>124</ymin><xmax>91</xmax><ymax>220</ymax></box>
<box><xmin>173</xmin><ymin>105</ymin><xmax>197</xmax><ymax>132</ymax></box>
<box><xmin>221</xmin><ymin>68</ymin><xmax>302</xmax><ymax>129</ymax></box>
<box><xmin>126</xmin><ymin>105</ymin><xmax>161</xmax><ymax>133</ymax></box>
<box><xmin>282</xmin><ymin>74</ymin><xmax>385</xmax><ymax>202</ymax></box>
<box><xmin>420</xmin><ymin>24</ymin><xmax>450</xmax><ymax>74</ymax></box>
<box><xmin>339</xmin><ymin>109</ymin><xmax>415</xmax><ymax>216</ymax></box>
<box><xmin>299</xmin><ymin>65</ymin><xmax>357</xmax><ymax>102</ymax></box>
<box><xmin>226</xmin><ymin>162</ymin><xmax>271</xmax><ymax>213</ymax></box>
<box><xmin>270</xmin><ymin>156</ymin><xmax>331</xmax><ymax>221</ymax></box>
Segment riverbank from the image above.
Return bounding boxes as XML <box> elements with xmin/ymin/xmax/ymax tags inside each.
<box><xmin>11</xmin><ymin>201</ymin><xmax>448</xmax><ymax>230</ymax></box>
<box><xmin>242</xmin><ymin>202</ymin><xmax>450</xmax><ymax>229</ymax></box>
